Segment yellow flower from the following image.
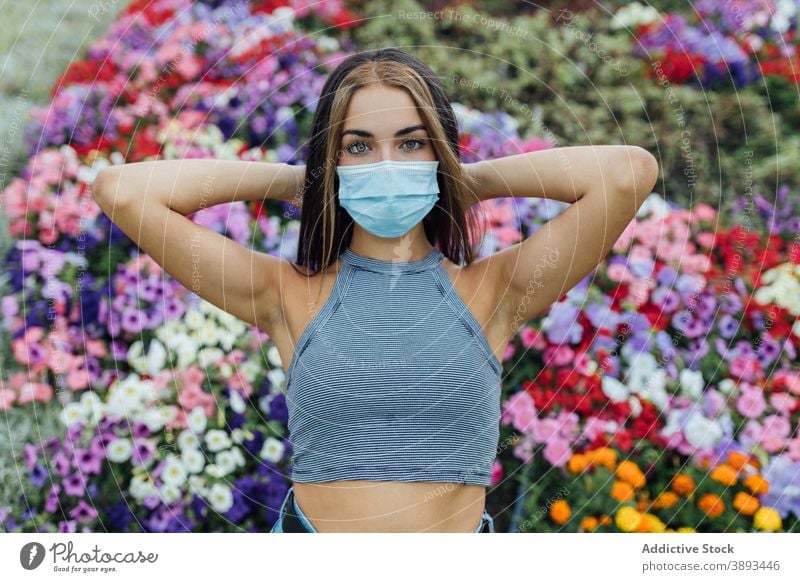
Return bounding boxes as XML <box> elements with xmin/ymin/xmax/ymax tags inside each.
<box><xmin>677</xmin><ymin>527</ymin><xmax>696</xmax><ymax>533</ymax></box>
<box><xmin>615</xmin><ymin>506</ymin><xmax>642</xmax><ymax>532</ymax></box>
<box><xmin>753</xmin><ymin>507</ymin><xmax>782</xmax><ymax>532</ymax></box>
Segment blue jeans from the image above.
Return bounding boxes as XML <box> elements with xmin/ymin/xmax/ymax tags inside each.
<box><xmin>270</xmin><ymin>485</ymin><xmax>495</xmax><ymax>533</ymax></box>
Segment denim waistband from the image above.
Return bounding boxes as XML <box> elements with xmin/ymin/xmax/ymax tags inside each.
<box><xmin>273</xmin><ymin>486</ymin><xmax>494</xmax><ymax>533</ymax></box>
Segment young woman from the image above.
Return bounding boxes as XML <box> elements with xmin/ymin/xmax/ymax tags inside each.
<box><xmin>93</xmin><ymin>47</ymin><xmax>658</xmax><ymax>533</ymax></box>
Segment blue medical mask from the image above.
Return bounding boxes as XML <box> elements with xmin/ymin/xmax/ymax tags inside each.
<box><xmin>336</xmin><ymin>160</ymin><xmax>440</xmax><ymax>238</ymax></box>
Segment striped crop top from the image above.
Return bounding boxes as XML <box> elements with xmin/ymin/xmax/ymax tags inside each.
<box><xmin>284</xmin><ymin>246</ymin><xmax>503</xmax><ymax>486</ymax></box>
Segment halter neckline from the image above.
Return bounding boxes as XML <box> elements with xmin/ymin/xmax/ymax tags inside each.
<box><xmin>339</xmin><ymin>246</ymin><xmax>444</xmax><ymax>274</ymax></box>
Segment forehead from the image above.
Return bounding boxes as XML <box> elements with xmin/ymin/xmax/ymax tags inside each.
<box><xmin>342</xmin><ymin>83</ymin><xmax>423</xmax><ymax>131</ymax></box>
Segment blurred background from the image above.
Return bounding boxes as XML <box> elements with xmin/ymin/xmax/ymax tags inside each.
<box><xmin>1</xmin><ymin>0</ymin><xmax>798</xmax><ymax>533</ymax></box>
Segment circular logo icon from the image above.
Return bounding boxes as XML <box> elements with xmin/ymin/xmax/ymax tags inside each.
<box><xmin>20</xmin><ymin>542</ymin><xmax>46</xmax><ymax>570</ymax></box>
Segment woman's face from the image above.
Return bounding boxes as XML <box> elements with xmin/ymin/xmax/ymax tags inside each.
<box><xmin>337</xmin><ymin>83</ymin><xmax>437</xmax><ymax>167</ymax></box>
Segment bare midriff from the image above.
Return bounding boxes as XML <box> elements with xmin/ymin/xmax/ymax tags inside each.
<box><xmin>292</xmin><ymin>480</ymin><xmax>487</xmax><ymax>532</ymax></box>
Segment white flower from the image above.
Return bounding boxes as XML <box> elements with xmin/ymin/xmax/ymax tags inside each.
<box><xmin>197</xmin><ymin>322</ymin><xmax>219</xmax><ymax>347</ymax></box>
<box><xmin>611</xmin><ymin>2</ymin><xmax>660</xmax><ymax>30</ymax></box>
<box><xmin>628</xmin><ymin>395</ymin><xmax>642</xmax><ymax>417</ymax></box>
<box><xmin>717</xmin><ymin>379</ymin><xmax>736</xmax><ymax>395</ymax></box>
<box><xmin>679</xmin><ymin>368</ymin><xmax>705</xmax><ymax>401</ymax></box>
<box><xmin>240</xmin><ymin>359</ymin><xmax>259</xmax><ymax>383</ymax></box>
<box><xmin>198</xmin><ymin>347</ymin><xmax>224</xmax><ymax>368</ymax></box>
<box><xmin>181</xmin><ymin>448</ymin><xmax>206</xmax><ymax>474</ymax></box>
<box><xmin>185</xmin><ymin>309</ymin><xmax>206</xmax><ymax>330</ymax></box>
<box><xmin>130</xmin><ymin>473</ymin><xmax>158</xmax><ymax>500</ymax></box>
<box><xmin>229</xmin><ymin>390</ymin><xmax>246</xmax><ymax>414</ymax></box>
<box><xmin>230</xmin><ymin>446</ymin><xmax>245</xmax><ymax>468</ymax></box>
<box><xmin>142</xmin><ymin>405</ymin><xmax>178</xmax><ymax>432</ymax></box>
<box><xmin>601</xmin><ymin>376</ymin><xmax>629</xmax><ymax>403</ymax></box>
<box><xmin>219</xmin><ymin>362</ymin><xmax>233</xmax><ymax>378</ymax></box>
<box><xmin>188</xmin><ymin>407</ymin><xmax>207</xmax><ymax>433</ymax></box>
<box><xmin>215</xmin><ymin>450</ymin><xmax>237</xmax><ymax>475</ymax></box>
<box><xmin>231</xmin><ymin>427</ymin><xmax>248</xmax><ymax>444</ymax></box>
<box><xmin>188</xmin><ymin>474</ymin><xmax>208</xmax><ymax>496</ymax></box>
<box><xmin>176</xmin><ymin>338</ymin><xmax>200</xmax><ymax>368</ymax></box>
<box><xmin>106</xmin><ymin>438</ymin><xmax>133</xmax><ymax>463</ymax></box>
<box><xmin>60</xmin><ymin>402</ymin><xmax>86</xmax><ymax>427</ymax></box>
<box><xmin>266</xmin><ymin>345</ymin><xmax>283</xmax><ymax>368</ymax></box>
<box><xmin>207</xmin><ymin>482</ymin><xmax>234</xmax><ymax>513</ymax></box>
<box><xmin>159</xmin><ymin>482</ymin><xmax>182</xmax><ymax>505</ymax></box>
<box><xmin>80</xmin><ymin>391</ymin><xmax>105</xmax><ymax>423</ymax></box>
<box><xmin>127</xmin><ymin>341</ymin><xmax>148</xmax><ymax>375</ymax></box>
<box><xmin>259</xmin><ymin>437</ymin><xmax>285</xmax><ymax>463</ymax></box>
<box><xmin>145</xmin><ymin>339</ymin><xmax>167</xmax><ymax>376</ymax></box>
<box><xmin>205</xmin><ymin>429</ymin><xmax>232</xmax><ymax>452</ymax></box>
<box><xmin>205</xmin><ymin>463</ymin><xmax>224</xmax><ymax>478</ymax></box>
<box><xmin>161</xmin><ymin>456</ymin><xmax>188</xmax><ymax>486</ymax></box>
<box><xmin>178</xmin><ymin>429</ymin><xmax>201</xmax><ymax>451</ymax></box>
<box><xmin>683</xmin><ymin>411</ymin><xmax>723</xmax><ymax>450</ymax></box>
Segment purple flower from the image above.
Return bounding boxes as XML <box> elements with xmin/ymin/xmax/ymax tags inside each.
<box><xmin>58</xmin><ymin>520</ymin><xmax>77</xmax><ymax>533</ymax></box>
<box><xmin>761</xmin><ymin>455</ymin><xmax>800</xmax><ymax>520</ymax></box>
<box><xmin>63</xmin><ymin>472</ymin><xmax>87</xmax><ymax>497</ymax></box>
<box><xmin>75</xmin><ymin>447</ymin><xmax>103</xmax><ymax>475</ymax></box>
<box><xmin>45</xmin><ymin>484</ymin><xmax>61</xmax><ymax>513</ymax></box>
<box><xmin>23</xmin><ymin>443</ymin><xmax>38</xmax><ymax>470</ymax></box>
<box><xmin>53</xmin><ymin>451</ymin><xmax>71</xmax><ymax>477</ymax></box>
<box><xmin>68</xmin><ymin>500</ymin><xmax>97</xmax><ymax>524</ymax></box>
<box><xmin>29</xmin><ymin>464</ymin><xmax>48</xmax><ymax>488</ymax></box>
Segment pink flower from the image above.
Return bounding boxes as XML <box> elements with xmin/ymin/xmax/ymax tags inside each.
<box><xmin>736</xmin><ymin>385</ymin><xmax>766</xmax><ymax>418</ymax></box>
<box><xmin>0</xmin><ymin>389</ymin><xmax>16</xmax><ymax>410</ymax></box>
<box><xmin>490</xmin><ymin>459</ymin><xmax>503</xmax><ymax>487</ymax></box>
<box><xmin>582</xmin><ymin>416</ymin><xmax>612</xmax><ymax>441</ymax></box>
<box><xmin>500</xmin><ymin>391</ymin><xmax>537</xmax><ymax>433</ymax></box>
<box><xmin>544</xmin><ymin>345</ymin><xmax>574</xmax><ymax>367</ymax></box>
<box><xmin>769</xmin><ymin>392</ymin><xmax>796</xmax><ymax>414</ymax></box>
<box><xmin>543</xmin><ymin>437</ymin><xmax>572</xmax><ymax>467</ymax></box>
<box><xmin>16</xmin><ymin>382</ymin><xmax>53</xmax><ymax>405</ymax></box>
<box><xmin>692</xmin><ymin>203</ymin><xmax>716</xmax><ymax>222</ymax></box>
<box><xmin>531</xmin><ymin>417</ymin><xmax>560</xmax><ymax>444</ymax></box>
<box><xmin>760</xmin><ymin>414</ymin><xmax>791</xmax><ymax>453</ymax></box>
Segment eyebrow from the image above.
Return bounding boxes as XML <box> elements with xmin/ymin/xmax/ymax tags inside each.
<box><xmin>341</xmin><ymin>124</ymin><xmax>428</xmax><ymax>138</ymax></box>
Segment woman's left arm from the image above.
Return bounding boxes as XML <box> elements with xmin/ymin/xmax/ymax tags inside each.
<box><xmin>464</xmin><ymin>145</ymin><xmax>659</xmax><ymax>329</ymax></box>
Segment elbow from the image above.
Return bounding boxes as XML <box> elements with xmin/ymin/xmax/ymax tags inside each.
<box><xmin>92</xmin><ymin>167</ymin><xmax>128</xmax><ymax>212</ymax></box>
<box><xmin>617</xmin><ymin>146</ymin><xmax>659</xmax><ymax>206</ymax></box>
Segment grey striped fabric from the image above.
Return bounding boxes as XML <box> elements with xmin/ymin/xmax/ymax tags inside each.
<box><xmin>285</xmin><ymin>246</ymin><xmax>503</xmax><ymax>486</ymax></box>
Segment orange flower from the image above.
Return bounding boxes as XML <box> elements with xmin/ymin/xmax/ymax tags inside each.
<box><xmin>640</xmin><ymin>513</ymin><xmax>667</xmax><ymax>533</ymax></box>
<box><xmin>653</xmin><ymin>491</ymin><xmax>679</xmax><ymax>510</ymax></box>
<box><xmin>733</xmin><ymin>492</ymin><xmax>760</xmax><ymax>516</ymax></box>
<box><xmin>727</xmin><ymin>451</ymin><xmax>750</xmax><ymax>471</ymax></box>
<box><xmin>599</xmin><ymin>514</ymin><xmax>612</xmax><ymax>526</ymax></box>
<box><xmin>581</xmin><ymin>516</ymin><xmax>599</xmax><ymax>531</ymax></box>
<box><xmin>616</xmin><ymin>460</ymin><xmax>647</xmax><ymax>489</ymax></box>
<box><xmin>744</xmin><ymin>474</ymin><xmax>769</xmax><ymax>495</ymax></box>
<box><xmin>671</xmin><ymin>474</ymin><xmax>696</xmax><ymax>496</ymax></box>
<box><xmin>568</xmin><ymin>453</ymin><xmax>589</xmax><ymax>475</ymax></box>
<box><xmin>698</xmin><ymin>493</ymin><xmax>725</xmax><ymax>518</ymax></box>
<box><xmin>549</xmin><ymin>499</ymin><xmax>572</xmax><ymax>525</ymax></box>
<box><xmin>710</xmin><ymin>464</ymin><xmax>739</xmax><ymax>487</ymax></box>
<box><xmin>586</xmin><ymin>446</ymin><xmax>617</xmax><ymax>470</ymax></box>
<box><xmin>611</xmin><ymin>480</ymin><xmax>635</xmax><ymax>502</ymax></box>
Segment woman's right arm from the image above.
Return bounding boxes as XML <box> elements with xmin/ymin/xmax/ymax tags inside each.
<box><xmin>92</xmin><ymin>159</ymin><xmax>305</xmax><ymax>332</ymax></box>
